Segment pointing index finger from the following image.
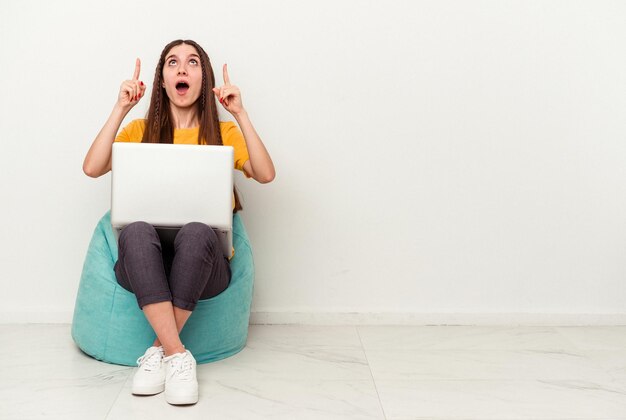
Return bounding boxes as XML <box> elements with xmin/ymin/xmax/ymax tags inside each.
<box><xmin>223</xmin><ymin>63</ymin><xmax>231</xmax><ymax>86</ymax></box>
<box><xmin>132</xmin><ymin>58</ymin><xmax>141</xmax><ymax>80</ymax></box>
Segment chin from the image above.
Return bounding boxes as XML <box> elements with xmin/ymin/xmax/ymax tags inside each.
<box><xmin>173</xmin><ymin>100</ymin><xmax>198</xmax><ymax>109</ymax></box>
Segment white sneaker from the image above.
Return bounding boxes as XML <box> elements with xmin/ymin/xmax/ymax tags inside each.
<box><xmin>132</xmin><ymin>346</ymin><xmax>165</xmax><ymax>395</ymax></box>
<box><xmin>163</xmin><ymin>350</ymin><xmax>198</xmax><ymax>405</ymax></box>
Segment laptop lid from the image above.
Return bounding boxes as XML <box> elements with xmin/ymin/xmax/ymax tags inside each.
<box><xmin>110</xmin><ymin>142</ymin><xmax>234</xmax><ymax>257</ymax></box>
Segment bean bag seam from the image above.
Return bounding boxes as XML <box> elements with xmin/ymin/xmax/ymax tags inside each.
<box><xmin>101</xmin><ymin>282</ymin><xmax>119</xmax><ymax>361</ymax></box>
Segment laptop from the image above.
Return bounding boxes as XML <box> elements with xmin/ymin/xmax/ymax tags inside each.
<box><xmin>110</xmin><ymin>142</ymin><xmax>234</xmax><ymax>258</ymax></box>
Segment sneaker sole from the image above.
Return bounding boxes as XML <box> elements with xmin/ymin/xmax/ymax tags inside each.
<box><xmin>165</xmin><ymin>392</ymin><xmax>199</xmax><ymax>405</ymax></box>
<box><xmin>132</xmin><ymin>384</ymin><xmax>165</xmax><ymax>395</ymax></box>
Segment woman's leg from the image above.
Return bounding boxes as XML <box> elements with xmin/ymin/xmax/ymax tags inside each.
<box><xmin>149</xmin><ymin>223</ymin><xmax>230</xmax><ymax>350</ymax></box>
<box><xmin>114</xmin><ymin>222</ymin><xmax>185</xmax><ymax>356</ymax></box>
<box><xmin>142</xmin><ymin>302</ymin><xmax>185</xmax><ymax>355</ymax></box>
<box><xmin>151</xmin><ymin>306</ymin><xmax>192</xmax><ymax>349</ymax></box>
<box><xmin>166</xmin><ymin>222</ymin><xmax>231</xmax><ymax>313</ymax></box>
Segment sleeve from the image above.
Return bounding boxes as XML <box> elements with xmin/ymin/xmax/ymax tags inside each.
<box><xmin>221</xmin><ymin>121</ymin><xmax>251</xmax><ymax>178</ymax></box>
<box><xmin>114</xmin><ymin>119</ymin><xmax>144</xmax><ymax>143</ymax></box>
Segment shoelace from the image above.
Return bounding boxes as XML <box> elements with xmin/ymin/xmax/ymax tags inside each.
<box><xmin>164</xmin><ymin>352</ymin><xmax>193</xmax><ymax>380</ymax></box>
<box><xmin>136</xmin><ymin>347</ymin><xmax>163</xmax><ymax>372</ymax></box>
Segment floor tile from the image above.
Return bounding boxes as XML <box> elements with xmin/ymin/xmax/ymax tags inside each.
<box><xmin>2</xmin><ymin>324</ymin><xmax>626</xmax><ymax>420</ymax></box>
<box><xmin>364</xmin><ymin>349</ymin><xmax>614</xmax><ymax>382</ymax></box>
<box><xmin>0</xmin><ymin>324</ymin><xmax>132</xmax><ymax>420</ymax></box>
<box><xmin>107</xmin><ymin>375</ymin><xmax>385</xmax><ymax>420</ymax></box>
<box><xmin>358</xmin><ymin>326</ymin><xmax>574</xmax><ymax>351</ymax></box>
<box><xmin>583</xmin><ymin>350</ymin><xmax>626</xmax><ymax>382</ymax></box>
<box><xmin>207</xmin><ymin>344</ymin><xmax>372</xmax><ymax>381</ymax></box>
<box><xmin>556</xmin><ymin>327</ymin><xmax>626</xmax><ymax>350</ymax></box>
<box><xmin>376</xmin><ymin>379</ymin><xmax>626</xmax><ymax>420</ymax></box>
<box><xmin>247</xmin><ymin>325</ymin><xmax>363</xmax><ymax>349</ymax></box>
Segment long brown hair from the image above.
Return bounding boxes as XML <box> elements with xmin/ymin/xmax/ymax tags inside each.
<box><xmin>142</xmin><ymin>39</ymin><xmax>242</xmax><ymax>212</ymax></box>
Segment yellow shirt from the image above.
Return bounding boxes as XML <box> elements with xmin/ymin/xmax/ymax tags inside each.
<box><xmin>115</xmin><ymin>119</ymin><xmax>250</xmax><ymax>173</ymax></box>
<box><xmin>114</xmin><ymin>119</ymin><xmax>249</xmax><ymax>258</ymax></box>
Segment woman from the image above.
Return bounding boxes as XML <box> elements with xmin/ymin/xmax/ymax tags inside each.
<box><xmin>83</xmin><ymin>39</ymin><xmax>275</xmax><ymax>405</ymax></box>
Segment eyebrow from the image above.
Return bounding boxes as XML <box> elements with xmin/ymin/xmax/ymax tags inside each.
<box><xmin>165</xmin><ymin>54</ymin><xmax>200</xmax><ymax>61</ymax></box>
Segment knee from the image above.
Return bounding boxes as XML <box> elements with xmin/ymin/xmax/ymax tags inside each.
<box><xmin>175</xmin><ymin>222</ymin><xmax>218</xmax><ymax>252</ymax></box>
<box><xmin>118</xmin><ymin>221</ymin><xmax>157</xmax><ymax>249</ymax></box>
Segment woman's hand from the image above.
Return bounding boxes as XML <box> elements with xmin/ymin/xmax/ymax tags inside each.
<box><xmin>117</xmin><ymin>58</ymin><xmax>146</xmax><ymax>110</ymax></box>
<box><xmin>213</xmin><ymin>64</ymin><xmax>244</xmax><ymax>116</ymax></box>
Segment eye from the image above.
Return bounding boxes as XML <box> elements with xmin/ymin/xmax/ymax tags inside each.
<box><xmin>168</xmin><ymin>59</ymin><xmax>177</xmax><ymax>66</ymax></box>
<box><xmin>190</xmin><ymin>58</ymin><xmax>198</xmax><ymax>65</ymax></box>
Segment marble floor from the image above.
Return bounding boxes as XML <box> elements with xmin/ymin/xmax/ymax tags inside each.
<box><xmin>0</xmin><ymin>324</ymin><xmax>625</xmax><ymax>420</ymax></box>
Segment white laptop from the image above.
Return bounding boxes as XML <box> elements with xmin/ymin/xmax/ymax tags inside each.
<box><xmin>110</xmin><ymin>142</ymin><xmax>234</xmax><ymax>258</ymax></box>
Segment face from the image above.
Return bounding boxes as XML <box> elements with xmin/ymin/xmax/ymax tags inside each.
<box><xmin>161</xmin><ymin>43</ymin><xmax>203</xmax><ymax>109</ymax></box>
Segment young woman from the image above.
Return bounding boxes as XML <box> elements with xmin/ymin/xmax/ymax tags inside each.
<box><xmin>83</xmin><ymin>39</ymin><xmax>275</xmax><ymax>405</ymax></box>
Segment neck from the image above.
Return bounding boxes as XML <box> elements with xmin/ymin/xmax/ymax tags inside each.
<box><xmin>169</xmin><ymin>105</ymin><xmax>199</xmax><ymax>129</ymax></box>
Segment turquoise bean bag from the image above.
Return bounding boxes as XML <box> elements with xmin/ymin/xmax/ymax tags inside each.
<box><xmin>71</xmin><ymin>211</ymin><xmax>254</xmax><ymax>366</ymax></box>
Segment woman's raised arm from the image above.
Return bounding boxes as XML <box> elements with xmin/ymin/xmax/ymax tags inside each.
<box><xmin>83</xmin><ymin>59</ymin><xmax>146</xmax><ymax>178</ymax></box>
<box><xmin>213</xmin><ymin>63</ymin><xmax>275</xmax><ymax>184</ymax></box>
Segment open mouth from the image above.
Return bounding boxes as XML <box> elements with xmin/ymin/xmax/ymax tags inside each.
<box><xmin>175</xmin><ymin>82</ymin><xmax>189</xmax><ymax>94</ymax></box>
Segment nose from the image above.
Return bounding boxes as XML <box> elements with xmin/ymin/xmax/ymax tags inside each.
<box><xmin>177</xmin><ymin>64</ymin><xmax>187</xmax><ymax>75</ymax></box>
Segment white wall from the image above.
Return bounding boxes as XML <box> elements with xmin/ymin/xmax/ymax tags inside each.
<box><xmin>1</xmin><ymin>0</ymin><xmax>625</xmax><ymax>325</ymax></box>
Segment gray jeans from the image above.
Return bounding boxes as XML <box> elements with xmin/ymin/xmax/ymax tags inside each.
<box><xmin>114</xmin><ymin>221</ymin><xmax>231</xmax><ymax>311</ymax></box>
